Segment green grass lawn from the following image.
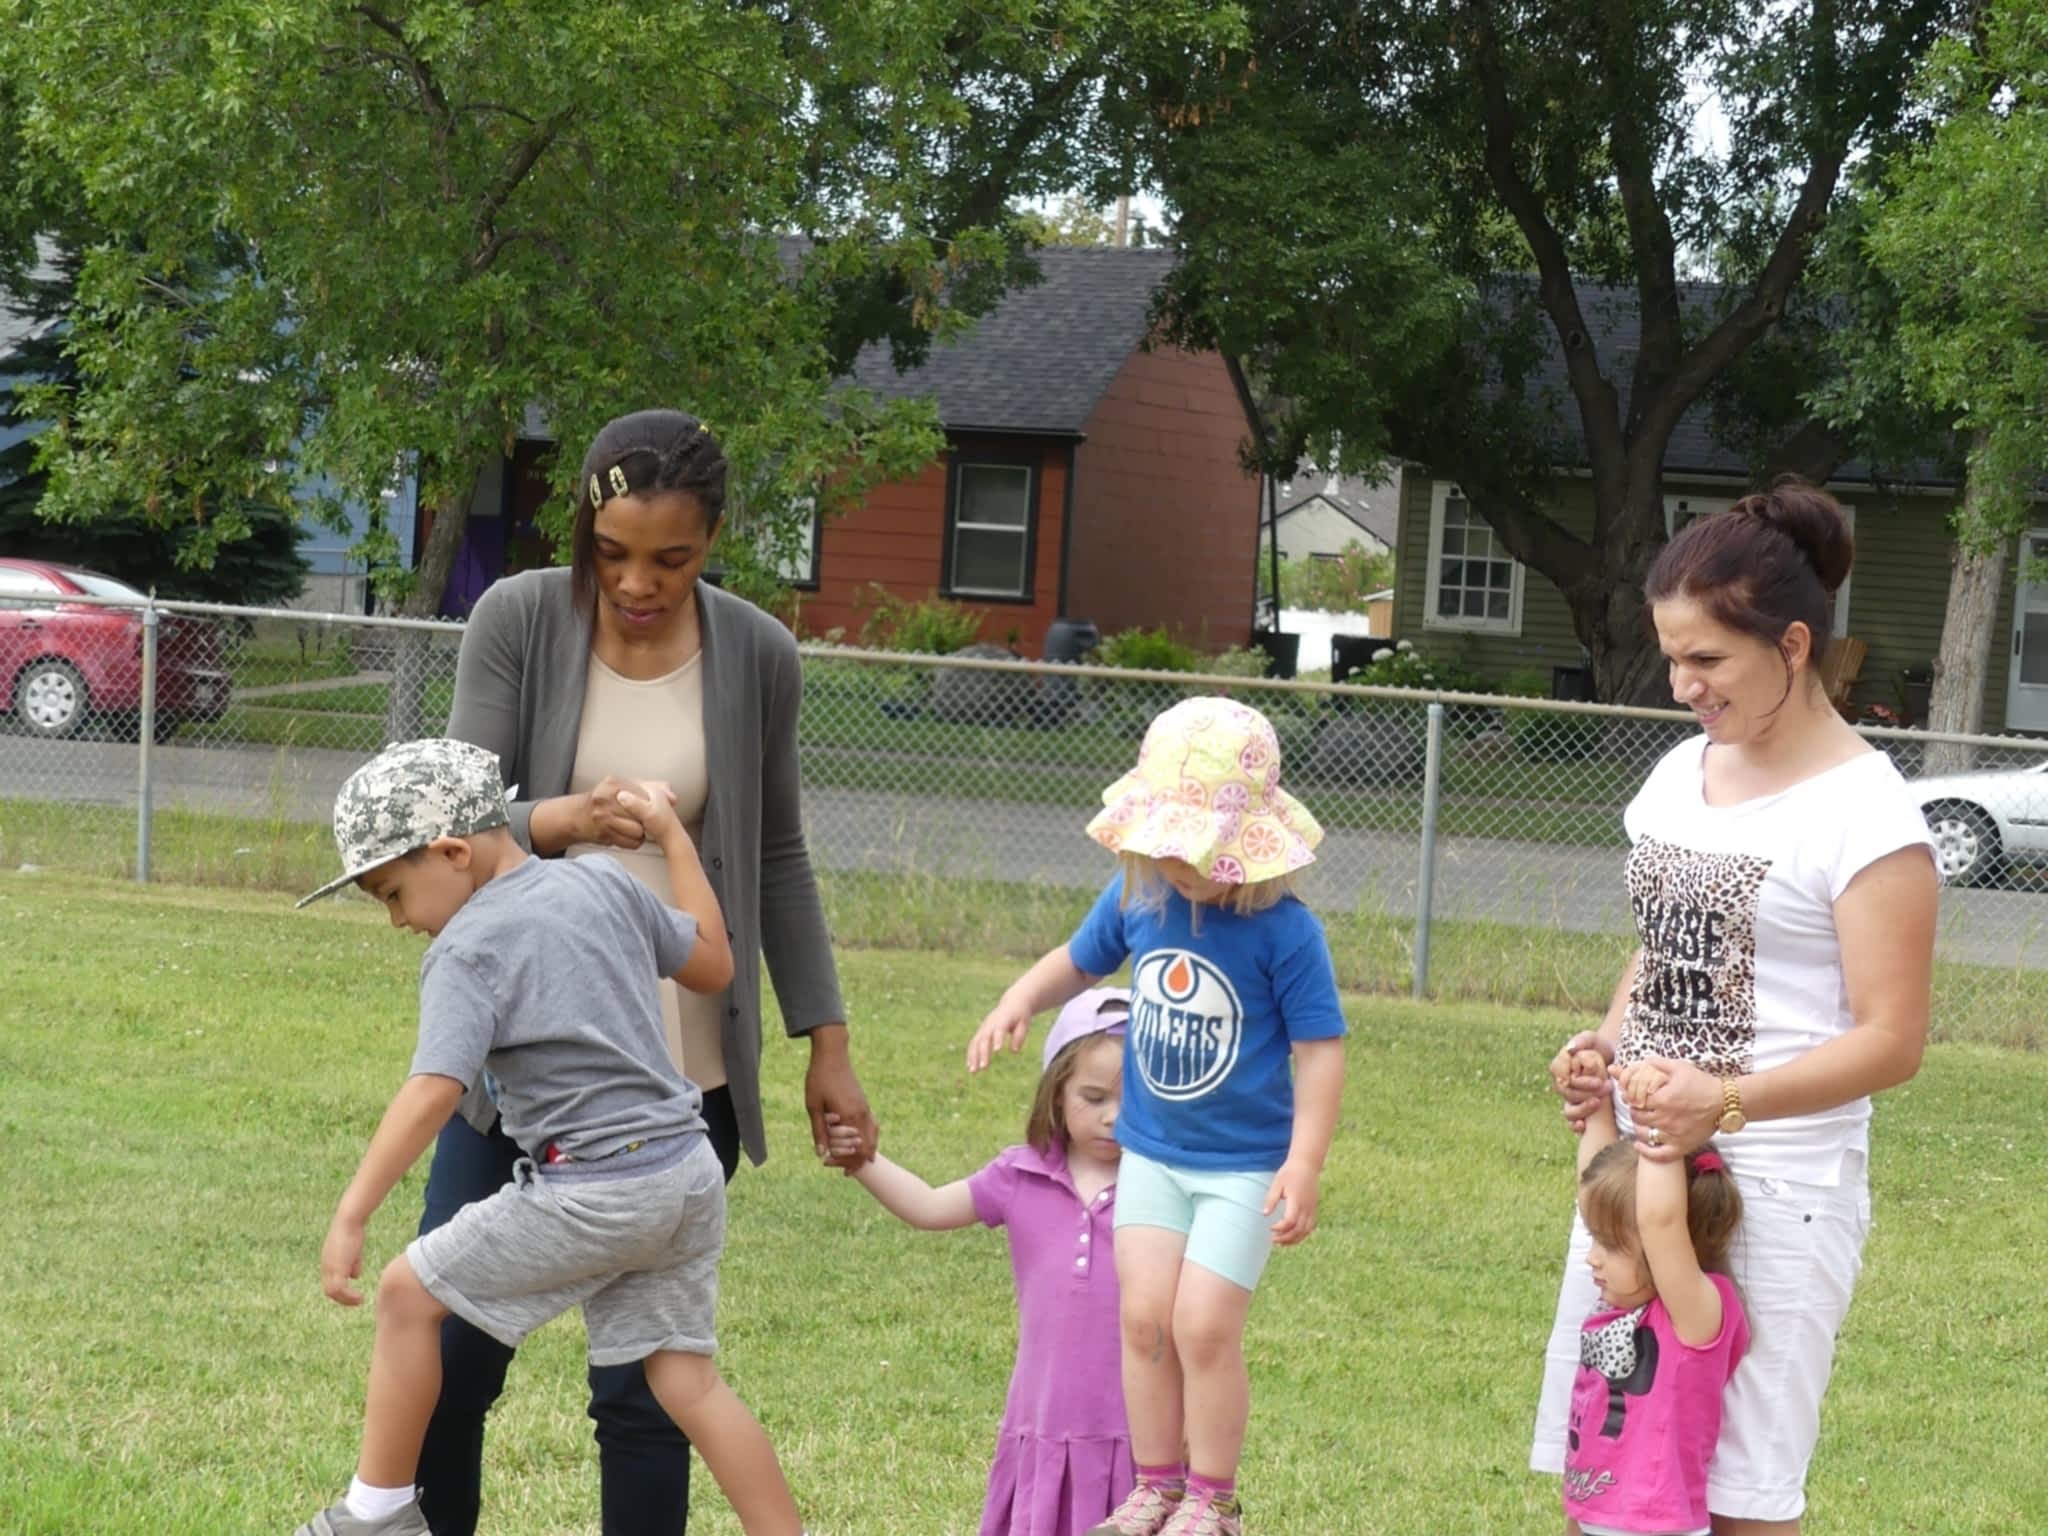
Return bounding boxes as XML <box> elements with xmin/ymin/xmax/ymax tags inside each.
<box><xmin>4</xmin><ymin>873</ymin><xmax>2044</xmax><ymax>1534</ymax></box>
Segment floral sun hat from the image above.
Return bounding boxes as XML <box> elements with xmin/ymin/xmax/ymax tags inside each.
<box><xmin>1085</xmin><ymin>695</ymin><xmax>1322</xmax><ymax>885</ymax></box>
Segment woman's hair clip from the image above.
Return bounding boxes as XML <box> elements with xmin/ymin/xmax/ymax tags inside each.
<box><xmin>1691</xmin><ymin>1150</ymin><xmax>1727</xmax><ymax>1175</ymax></box>
<box><xmin>588</xmin><ymin>472</ymin><xmax>603</xmax><ymax>510</ymax></box>
<box><xmin>608</xmin><ymin>464</ymin><xmax>630</xmax><ymax>497</ymax></box>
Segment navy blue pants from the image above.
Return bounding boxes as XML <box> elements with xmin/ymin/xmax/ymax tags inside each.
<box><xmin>413</xmin><ymin>1088</ymin><xmax>742</xmax><ymax>1536</ymax></box>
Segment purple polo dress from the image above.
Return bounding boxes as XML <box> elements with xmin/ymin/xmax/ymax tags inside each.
<box><xmin>967</xmin><ymin>1143</ymin><xmax>1133</xmax><ymax>1536</ymax></box>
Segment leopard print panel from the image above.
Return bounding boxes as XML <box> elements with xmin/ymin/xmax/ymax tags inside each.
<box><xmin>1580</xmin><ymin>1304</ymin><xmax>1650</xmax><ymax>1380</ymax></box>
<box><xmin>1618</xmin><ymin>835</ymin><xmax>1770</xmax><ymax>1078</ymax></box>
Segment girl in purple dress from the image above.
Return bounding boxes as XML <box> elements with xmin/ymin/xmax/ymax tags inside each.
<box><xmin>825</xmin><ymin>990</ymin><xmax>1132</xmax><ymax>1536</ymax></box>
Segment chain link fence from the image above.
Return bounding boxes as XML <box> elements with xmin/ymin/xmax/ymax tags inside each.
<box><xmin>5</xmin><ymin>595</ymin><xmax>2046</xmax><ymax>1038</ymax></box>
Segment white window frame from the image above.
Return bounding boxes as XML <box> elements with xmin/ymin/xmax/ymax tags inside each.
<box><xmin>947</xmin><ymin>460</ymin><xmax>1035</xmax><ymax>600</ymax></box>
<box><xmin>1423</xmin><ymin>481</ymin><xmax>1524</xmax><ymax>634</ymax></box>
<box><xmin>1663</xmin><ymin>493</ymin><xmax>1852</xmax><ymax>637</ymax></box>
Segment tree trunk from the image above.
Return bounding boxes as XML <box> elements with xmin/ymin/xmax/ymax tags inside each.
<box><xmin>382</xmin><ymin>470</ymin><xmax>476</xmax><ymax>744</ymax></box>
<box><xmin>1922</xmin><ymin>471</ymin><xmax>2011</xmax><ymax>777</ymax></box>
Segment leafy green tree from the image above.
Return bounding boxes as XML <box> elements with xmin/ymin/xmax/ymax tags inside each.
<box><xmin>1</xmin><ymin>239</ymin><xmax>310</xmax><ymax>604</ymax></box>
<box><xmin>1274</xmin><ymin>540</ymin><xmax>1395</xmax><ymax>614</ymax></box>
<box><xmin>2</xmin><ymin>5</ymin><xmax>1234</xmax><ymax>585</ymax></box>
<box><xmin>3</xmin><ymin>0</ymin><xmax>1236</xmax><ymax>734</ymax></box>
<box><xmin>1860</xmin><ymin>0</ymin><xmax>2048</xmax><ymax>764</ymax></box>
<box><xmin>1133</xmin><ymin>1</ymin><xmax>1962</xmax><ymax>701</ymax></box>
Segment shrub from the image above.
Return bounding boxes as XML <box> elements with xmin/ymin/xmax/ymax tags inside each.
<box><xmin>1091</xmin><ymin>626</ymin><xmax>1200</xmax><ymax>673</ymax></box>
<box><xmin>854</xmin><ymin>584</ymin><xmax>987</xmax><ymax>654</ymax></box>
<box><xmin>1499</xmin><ymin>668</ymin><xmax>1608</xmax><ymax>761</ymax></box>
<box><xmin>1275</xmin><ymin>540</ymin><xmax>1395</xmax><ymax>613</ymax></box>
<box><xmin>1347</xmin><ymin>639</ymin><xmax>1488</xmax><ymax>695</ymax></box>
<box><xmin>1202</xmin><ymin>644</ymin><xmax>1273</xmax><ymax>679</ymax></box>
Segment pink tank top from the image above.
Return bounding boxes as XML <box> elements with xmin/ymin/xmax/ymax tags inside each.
<box><xmin>1563</xmin><ymin>1274</ymin><xmax>1748</xmax><ymax>1534</ymax></box>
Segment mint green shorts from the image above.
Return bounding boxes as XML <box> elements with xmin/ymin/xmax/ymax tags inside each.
<box><xmin>1112</xmin><ymin>1147</ymin><xmax>1279</xmax><ymax>1292</ymax></box>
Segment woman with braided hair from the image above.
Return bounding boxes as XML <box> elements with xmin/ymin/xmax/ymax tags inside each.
<box><xmin>421</xmin><ymin>408</ymin><xmax>878</xmax><ymax>1535</ymax></box>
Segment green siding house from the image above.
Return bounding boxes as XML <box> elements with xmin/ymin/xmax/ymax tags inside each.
<box><xmin>1387</xmin><ymin>291</ymin><xmax>2048</xmax><ymax>734</ymax></box>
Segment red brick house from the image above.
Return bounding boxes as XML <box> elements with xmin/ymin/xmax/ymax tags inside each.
<box><xmin>800</xmin><ymin>247</ymin><xmax>1266</xmax><ymax>655</ymax></box>
<box><xmin>427</xmin><ymin>250</ymin><xmax>1264</xmax><ymax>657</ymax></box>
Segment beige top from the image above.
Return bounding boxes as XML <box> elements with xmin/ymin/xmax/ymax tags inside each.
<box><xmin>566</xmin><ymin>650</ymin><xmax>726</xmax><ymax>1089</ymax></box>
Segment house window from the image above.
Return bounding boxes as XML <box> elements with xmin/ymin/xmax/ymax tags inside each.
<box><xmin>1424</xmin><ymin>482</ymin><xmax>1522</xmax><ymax>633</ymax></box>
<box><xmin>947</xmin><ymin>460</ymin><xmax>1035</xmax><ymax>599</ymax></box>
<box><xmin>1664</xmin><ymin>494</ymin><xmax>1732</xmax><ymax>539</ymax></box>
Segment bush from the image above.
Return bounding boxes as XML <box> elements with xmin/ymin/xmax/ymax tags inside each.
<box><xmin>1275</xmin><ymin>540</ymin><xmax>1395</xmax><ymax>613</ymax></box>
<box><xmin>1499</xmin><ymin>670</ymin><xmax>1608</xmax><ymax>761</ymax></box>
<box><xmin>1202</xmin><ymin>644</ymin><xmax>1273</xmax><ymax>679</ymax></box>
<box><xmin>1091</xmin><ymin>626</ymin><xmax>1200</xmax><ymax>673</ymax></box>
<box><xmin>854</xmin><ymin>584</ymin><xmax>988</xmax><ymax>654</ymax></box>
<box><xmin>1347</xmin><ymin>640</ymin><xmax>1488</xmax><ymax>695</ymax></box>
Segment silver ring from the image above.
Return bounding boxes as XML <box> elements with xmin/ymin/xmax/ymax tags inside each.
<box><xmin>1646</xmin><ymin>1128</ymin><xmax>1664</xmax><ymax>1148</ymax></box>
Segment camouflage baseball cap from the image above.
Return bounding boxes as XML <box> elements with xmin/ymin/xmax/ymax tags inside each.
<box><xmin>297</xmin><ymin>738</ymin><xmax>511</xmax><ymax>908</ymax></box>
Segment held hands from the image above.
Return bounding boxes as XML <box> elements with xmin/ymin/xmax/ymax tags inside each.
<box><xmin>577</xmin><ymin>775</ymin><xmax>676</xmax><ymax>850</ymax></box>
<box><xmin>1548</xmin><ymin>1031</ymin><xmax>1614</xmax><ymax>1134</ymax></box>
<box><xmin>1622</xmin><ymin>1056</ymin><xmax>1721</xmax><ymax>1161</ymax></box>
<box><xmin>806</xmin><ymin>1025</ymin><xmax>878</xmax><ymax>1171</ymax></box>
<box><xmin>613</xmin><ymin>779</ymin><xmax>685</xmax><ymax>850</ymax></box>
<box><xmin>966</xmin><ymin>992</ymin><xmax>1035</xmax><ymax>1073</ymax></box>
<box><xmin>320</xmin><ymin>1212</ymin><xmax>367</xmax><ymax>1307</ymax></box>
<box><xmin>1264</xmin><ymin>1159</ymin><xmax>1321</xmax><ymax>1245</ymax></box>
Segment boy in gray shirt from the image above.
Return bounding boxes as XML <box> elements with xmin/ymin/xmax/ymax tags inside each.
<box><xmin>293</xmin><ymin>737</ymin><xmax>806</xmax><ymax>1536</ymax></box>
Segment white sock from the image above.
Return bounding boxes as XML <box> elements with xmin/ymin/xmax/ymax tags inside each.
<box><xmin>345</xmin><ymin>1477</ymin><xmax>417</xmax><ymax>1520</ymax></box>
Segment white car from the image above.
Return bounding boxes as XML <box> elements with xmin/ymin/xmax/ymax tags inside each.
<box><xmin>1911</xmin><ymin>758</ymin><xmax>2048</xmax><ymax>886</ymax></box>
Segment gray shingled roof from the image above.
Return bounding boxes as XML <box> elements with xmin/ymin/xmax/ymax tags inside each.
<box><xmin>1274</xmin><ymin>466</ymin><xmax>1399</xmax><ymax>546</ymax></box>
<box><xmin>846</xmin><ymin>247</ymin><xmax>1181</xmax><ymax>436</ymax></box>
<box><xmin>1517</xmin><ymin>278</ymin><xmax>1950</xmax><ymax>486</ymax></box>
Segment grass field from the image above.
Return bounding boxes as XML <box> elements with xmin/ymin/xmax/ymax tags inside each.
<box><xmin>4</xmin><ymin>873</ymin><xmax>2045</xmax><ymax>1534</ymax></box>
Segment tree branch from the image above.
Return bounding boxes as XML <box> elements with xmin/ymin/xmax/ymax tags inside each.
<box><xmin>351</xmin><ymin>5</ymin><xmax>459</xmax><ymax>204</ymax></box>
<box><xmin>472</xmin><ymin>108</ymin><xmax>573</xmax><ymax>265</ymax></box>
<box><xmin>1461</xmin><ymin>3</ymin><xmax>1628</xmax><ymax>491</ymax></box>
<box><xmin>469</xmin><ymin>226</ymin><xmax>574</xmax><ymax>274</ymax></box>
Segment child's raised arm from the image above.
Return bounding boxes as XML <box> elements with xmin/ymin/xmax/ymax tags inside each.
<box><xmin>966</xmin><ymin>944</ymin><xmax>1100</xmax><ymax>1072</ymax></box>
<box><xmin>825</xmin><ymin>1115</ymin><xmax>977</xmax><ymax>1230</ymax></box>
<box><xmin>619</xmin><ymin>781</ymin><xmax>734</xmax><ymax>995</ymax></box>
<box><xmin>1575</xmin><ymin>1049</ymin><xmax>1619</xmax><ymax>1177</ymax></box>
<box><xmin>1635</xmin><ymin>1154</ymin><xmax>1724</xmax><ymax>1347</ymax></box>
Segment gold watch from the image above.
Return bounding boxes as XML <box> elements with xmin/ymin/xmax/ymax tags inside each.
<box><xmin>1716</xmin><ymin>1077</ymin><xmax>1747</xmax><ymax>1135</ymax></box>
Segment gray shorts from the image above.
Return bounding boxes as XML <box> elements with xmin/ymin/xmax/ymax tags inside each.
<box><xmin>408</xmin><ymin>1132</ymin><xmax>725</xmax><ymax>1366</ymax></box>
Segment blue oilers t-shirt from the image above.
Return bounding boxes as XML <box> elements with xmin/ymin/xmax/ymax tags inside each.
<box><xmin>1067</xmin><ymin>873</ymin><xmax>1346</xmax><ymax>1171</ymax></box>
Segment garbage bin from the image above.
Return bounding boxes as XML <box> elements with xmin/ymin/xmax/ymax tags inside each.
<box><xmin>1900</xmin><ymin>665</ymin><xmax>1933</xmax><ymax>727</ymax></box>
<box><xmin>1252</xmin><ymin>628</ymin><xmax>1300</xmax><ymax>681</ymax></box>
<box><xmin>1038</xmin><ymin>616</ymin><xmax>1100</xmax><ymax>724</ymax></box>
<box><xmin>1551</xmin><ymin>664</ymin><xmax>1595</xmax><ymax>702</ymax></box>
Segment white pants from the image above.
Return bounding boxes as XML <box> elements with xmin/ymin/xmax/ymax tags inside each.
<box><xmin>1531</xmin><ymin>1150</ymin><xmax>1871</xmax><ymax>1524</ymax></box>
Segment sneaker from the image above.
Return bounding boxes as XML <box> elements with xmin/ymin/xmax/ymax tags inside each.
<box><xmin>293</xmin><ymin>1499</ymin><xmax>430</xmax><ymax>1536</ymax></box>
<box><xmin>1085</xmin><ymin>1479</ymin><xmax>1186</xmax><ymax>1536</ymax></box>
<box><xmin>1160</xmin><ymin>1491</ymin><xmax>1243</xmax><ymax>1536</ymax></box>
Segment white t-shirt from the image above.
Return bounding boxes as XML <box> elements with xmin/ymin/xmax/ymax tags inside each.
<box><xmin>1616</xmin><ymin>735</ymin><xmax>1936</xmax><ymax>1186</ymax></box>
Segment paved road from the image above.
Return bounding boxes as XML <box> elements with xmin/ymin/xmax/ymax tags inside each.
<box><xmin>5</xmin><ymin>732</ymin><xmax>2040</xmax><ymax>969</ymax></box>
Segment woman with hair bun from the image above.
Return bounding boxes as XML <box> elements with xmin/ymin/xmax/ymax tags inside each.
<box><xmin>1530</xmin><ymin>479</ymin><xmax>1939</xmax><ymax>1534</ymax></box>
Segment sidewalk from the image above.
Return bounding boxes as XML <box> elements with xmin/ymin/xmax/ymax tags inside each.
<box><xmin>233</xmin><ymin>671</ymin><xmax>391</xmax><ymax>702</ymax></box>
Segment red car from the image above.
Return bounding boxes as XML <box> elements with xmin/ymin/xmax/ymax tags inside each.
<box><xmin>0</xmin><ymin>558</ymin><xmax>232</xmax><ymax>740</ymax></box>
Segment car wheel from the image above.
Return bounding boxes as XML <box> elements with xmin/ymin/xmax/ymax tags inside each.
<box><xmin>15</xmin><ymin>658</ymin><xmax>89</xmax><ymax>739</ymax></box>
<box><xmin>1925</xmin><ymin>801</ymin><xmax>2001</xmax><ymax>887</ymax></box>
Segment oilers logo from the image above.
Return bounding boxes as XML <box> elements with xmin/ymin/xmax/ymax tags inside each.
<box><xmin>1129</xmin><ymin>950</ymin><xmax>1243</xmax><ymax>1101</ymax></box>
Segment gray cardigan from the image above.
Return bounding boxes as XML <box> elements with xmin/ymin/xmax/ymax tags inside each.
<box><xmin>447</xmin><ymin>566</ymin><xmax>845</xmax><ymax>1166</ymax></box>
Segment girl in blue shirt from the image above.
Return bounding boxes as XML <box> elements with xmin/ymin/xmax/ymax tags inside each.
<box><xmin>968</xmin><ymin>696</ymin><xmax>1347</xmax><ymax>1536</ymax></box>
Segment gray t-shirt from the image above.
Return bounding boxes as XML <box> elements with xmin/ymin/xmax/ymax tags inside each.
<box><xmin>411</xmin><ymin>855</ymin><xmax>706</xmax><ymax>1158</ymax></box>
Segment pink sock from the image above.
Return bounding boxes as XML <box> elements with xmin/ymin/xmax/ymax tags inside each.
<box><xmin>1136</xmin><ymin>1461</ymin><xmax>1186</xmax><ymax>1487</ymax></box>
<box><xmin>1188</xmin><ymin>1473</ymin><xmax>1236</xmax><ymax>1505</ymax></box>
